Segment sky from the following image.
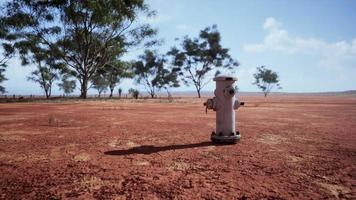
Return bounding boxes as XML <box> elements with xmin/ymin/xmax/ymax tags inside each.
<box><xmin>3</xmin><ymin>0</ymin><xmax>356</xmax><ymax>96</ymax></box>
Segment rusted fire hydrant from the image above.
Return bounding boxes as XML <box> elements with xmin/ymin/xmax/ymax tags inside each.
<box><xmin>204</xmin><ymin>76</ymin><xmax>244</xmax><ymax>143</ymax></box>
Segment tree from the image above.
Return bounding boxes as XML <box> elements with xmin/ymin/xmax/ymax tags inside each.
<box><xmin>27</xmin><ymin>65</ymin><xmax>58</xmax><ymax>99</ymax></box>
<box><xmin>92</xmin><ymin>73</ymin><xmax>109</xmax><ymax>97</ymax></box>
<box><xmin>55</xmin><ymin>0</ymin><xmax>157</xmax><ymax>98</ymax></box>
<box><xmin>1</xmin><ymin>0</ymin><xmax>63</xmax><ymax>96</ymax></box>
<box><xmin>168</xmin><ymin>25</ymin><xmax>239</xmax><ymax>98</ymax></box>
<box><xmin>118</xmin><ymin>87</ymin><xmax>123</xmax><ymax>98</ymax></box>
<box><xmin>0</xmin><ymin>14</ymin><xmax>16</xmax><ymax>94</ymax></box>
<box><xmin>128</xmin><ymin>88</ymin><xmax>139</xmax><ymax>99</ymax></box>
<box><xmin>20</xmin><ymin>46</ymin><xmax>61</xmax><ymax>99</ymax></box>
<box><xmin>132</xmin><ymin>50</ymin><xmax>179</xmax><ymax>98</ymax></box>
<box><xmin>156</xmin><ymin>65</ymin><xmax>180</xmax><ymax>98</ymax></box>
<box><xmin>15</xmin><ymin>33</ymin><xmax>60</xmax><ymax>99</ymax></box>
<box><xmin>1</xmin><ymin>0</ymin><xmax>157</xmax><ymax>98</ymax></box>
<box><xmin>103</xmin><ymin>61</ymin><xmax>132</xmax><ymax>98</ymax></box>
<box><xmin>0</xmin><ymin>45</ymin><xmax>14</xmax><ymax>94</ymax></box>
<box><xmin>253</xmin><ymin>66</ymin><xmax>281</xmax><ymax>97</ymax></box>
<box><xmin>58</xmin><ymin>75</ymin><xmax>76</xmax><ymax>96</ymax></box>
<box><xmin>0</xmin><ymin>67</ymin><xmax>6</xmax><ymax>94</ymax></box>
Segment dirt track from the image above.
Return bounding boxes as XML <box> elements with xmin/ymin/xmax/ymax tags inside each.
<box><xmin>0</xmin><ymin>95</ymin><xmax>355</xmax><ymax>199</ymax></box>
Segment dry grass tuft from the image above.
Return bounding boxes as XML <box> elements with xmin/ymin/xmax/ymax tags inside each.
<box><xmin>79</xmin><ymin>176</ymin><xmax>104</xmax><ymax>191</ymax></box>
<box><xmin>316</xmin><ymin>182</ymin><xmax>350</xmax><ymax>199</ymax></box>
<box><xmin>168</xmin><ymin>161</ymin><xmax>190</xmax><ymax>171</ymax></box>
<box><xmin>73</xmin><ymin>153</ymin><xmax>91</xmax><ymax>162</ymax></box>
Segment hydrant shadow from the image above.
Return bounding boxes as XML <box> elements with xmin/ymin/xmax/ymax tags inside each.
<box><xmin>104</xmin><ymin>141</ymin><xmax>231</xmax><ymax>156</ymax></box>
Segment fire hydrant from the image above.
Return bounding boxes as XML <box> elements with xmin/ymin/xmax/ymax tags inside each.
<box><xmin>204</xmin><ymin>76</ymin><xmax>244</xmax><ymax>143</ymax></box>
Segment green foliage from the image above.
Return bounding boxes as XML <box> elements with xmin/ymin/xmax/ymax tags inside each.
<box><xmin>168</xmin><ymin>25</ymin><xmax>239</xmax><ymax>98</ymax></box>
<box><xmin>1</xmin><ymin>0</ymin><xmax>157</xmax><ymax>98</ymax></box>
<box><xmin>27</xmin><ymin>65</ymin><xmax>58</xmax><ymax>99</ymax></box>
<box><xmin>253</xmin><ymin>66</ymin><xmax>281</xmax><ymax>97</ymax></box>
<box><xmin>0</xmin><ymin>12</ymin><xmax>16</xmax><ymax>93</ymax></box>
<box><xmin>0</xmin><ymin>44</ymin><xmax>15</xmax><ymax>69</ymax></box>
<box><xmin>1</xmin><ymin>0</ymin><xmax>64</xmax><ymax>97</ymax></box>
<box><xmin>1</xmin><ymin>0</ymin><xmax>61</xmax><ymax>65</ymax></box>
<box><xmin>0</xmin><ymin>67</ymin><xmax>6</xmax><ymax>94</ymax></box>
<box><xmin>128</xmin><ymin>88</ymin><xmax>139</xmax><ymax>99</ymax></box>
<box><xmin>156</xmin><ymin>62</ymin><xmax>180</xmax><ymax>97</ymax></box>
<box><xmin>118</xmin><ymin>87</ymin><xmax>123</xmax><ymax>98</ymax></box>
<box><xmin>54</xmin><ymin>0</ymin><xmax>157</xmax><ymax>98</ymax></box>
<box><xmin>132</xmin><ymin>50</ymin><xmax>179</xmax><ymax>98</ymax></box>
<box><xmin>102</xmin><ymin>61</ymin><xmax>132</xmax><ymax>98</ymax></box>
<box><xmin>91</xmin><ymin>74</ymin><xmax>109</xmax><ymax>97</ymax></box>
<box><xmin>58</xmin><ymin>75</ymin><xmax>76</xmax><ymax>95</ymax></box>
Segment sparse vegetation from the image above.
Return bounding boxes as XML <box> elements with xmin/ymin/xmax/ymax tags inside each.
<box><xmin>0</xmin><ymin>18</ymin><xmax>15</xmax><ymax>94</ymax></box>
<box><xmin>0</xmin><ymin>1</ymin><xmax>280</xmax><ymax>101</ymax></box>
<box><xmin>58</xmin><ymin>75</ymin><xmax>76</xmax><ymax>96</ymax></box>
<box><xmin>132</xmin><ymin>50</ymin><xmax>179</xmax><ymax>98</ymax></box>
<box><xmin>168</xmin><ymin>25</ymin><xmax>239</xmax><ymax>98</ymax></box>
<box><xmin>91</xmin><ymin>73</ymin><xmax>109</xmax><ymax>98</ymax></box>
<box><xmin>0</xmin><ymin>2</ymin><xmax>243</xmax><ymax>99</ymax></box>
<box><xmin>128</xmin><ymin>88</ymin><xmax>140</xmax><ymax>99</ymax></box>
<box><xmin>27</xmin><ymin>66</ymin><xmax>58</xmax><ymax>99</ymax></box>
<box><xmin>0</xmin><ymin>67</ymin><xmax>7</xmax><ymax>94</ymax></box>
<box><xmin>118</xmin><ymin>88</ymin><xmax>123</xmax><ymax>98</ymax></box>
<box><xmin>104</xmin><ymin>61</ymin><xmax>132</xmax><ymax>98</ymax></box>
<box><xmin>1</xmin><ymin>0</ymin><xmax>157</xmax><ymax>99</ymax></box>
<box><xmin>253</xmin><ymin>66</ymin><xmax>281</xmax><ymax>97</ymax></box>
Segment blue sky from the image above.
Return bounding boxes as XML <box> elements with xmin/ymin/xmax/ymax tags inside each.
<box><xmin>3</xmin><ymin>0</ymin><xmax>356</xmax><ymax>95</ymax></box>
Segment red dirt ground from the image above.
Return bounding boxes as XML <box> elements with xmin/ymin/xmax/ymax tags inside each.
<box><xmin>0</xmin><ymin>95</ymin><xmax>355</xmax><ymax>199</ymax></box>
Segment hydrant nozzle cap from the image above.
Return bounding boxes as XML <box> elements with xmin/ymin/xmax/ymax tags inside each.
<box><xmin>213</xmin><ymin>76</ymin><xmax>238</xmax><ymax>81</ymax></box>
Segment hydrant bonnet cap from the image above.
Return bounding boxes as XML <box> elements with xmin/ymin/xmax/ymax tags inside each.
<box><xmin>213</xmin><ymin>76</ymin><xmax>238</xmax><ymax>81</ymax></box>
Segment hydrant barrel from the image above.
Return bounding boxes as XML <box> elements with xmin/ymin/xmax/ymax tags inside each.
<box><xmin>205</xmin><ymin>76</ymin><xmax>242</xmax><ymax>143</ymax></box>
<box><xmin>214</xmin><ymin>76</ymin><xmax>237</xmax><ymax>137</ymax></box>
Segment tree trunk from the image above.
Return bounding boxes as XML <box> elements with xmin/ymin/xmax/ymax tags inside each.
<box><xmin>197</xmin><ymin>89</ymin><xmax>201</xmax><ymax>98</ymax></box>
<box><xmin>194</xmin><ymin>84</ymin><xmax>201</xmax><ymax>98</ymax></box>
<box><xmin>109</xmin><ymin>88</ymin><xmax>114</xmax><ymax>98</ymax></box>
<box><xmin>48</xmin><ymin>85</ymin><xmax>52</xmax><ymax>99</ymax></box>
<box><xmin>44</xmin><ymin>87</ymin><xmax>50</xmax><ymax>99</ymax></box>
<box><xmin>80</xmin><ymin>78</ymin><xmax>88</xmax><ymax>99</ymax></box>
<box><xmin>166</xmin><ymin>89</ymin><xmax>171</xmax><ymax>98</ymax></box>
<box><xmin>166</xmin><ymin>89</ymin><xmax>173</xmax><ymax>102</ymax></box>
<box><xmin>149</xmin><ymin>88</ymin><xmax>155</xmax><ymax>98</ymax></box>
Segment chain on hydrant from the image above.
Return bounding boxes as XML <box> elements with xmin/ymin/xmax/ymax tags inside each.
<box><xmin>204</xmin><ymin>76</ymin><xmax>244</xmax><ymax>144</ymax></box>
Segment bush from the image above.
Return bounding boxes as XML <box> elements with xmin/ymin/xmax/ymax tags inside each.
<box><xmin>128</xmin><ymin>88</ymin><xmax>139</xmax><ymax>99</ymax></box>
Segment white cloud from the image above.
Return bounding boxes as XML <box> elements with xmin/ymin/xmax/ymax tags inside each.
<box><xmin>352</xmin><ymin>39</ymin><xmax>356</xmax><ymax>54</ymax></box>
<box><xmin>262</xmin><ymin>17</ymin><xmax>282</xmax><ymax>30</ymax></box>
<box><xmin>243</xmin><ymin>17</ymin><xmax>356</xmax><ymax>70</ymax></box>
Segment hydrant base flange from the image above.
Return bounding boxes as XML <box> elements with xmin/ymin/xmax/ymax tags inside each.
<box><xmin>211</xmin><ymin>131</ymin><xmax>241</xmax><ymax>144</ymax></box>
